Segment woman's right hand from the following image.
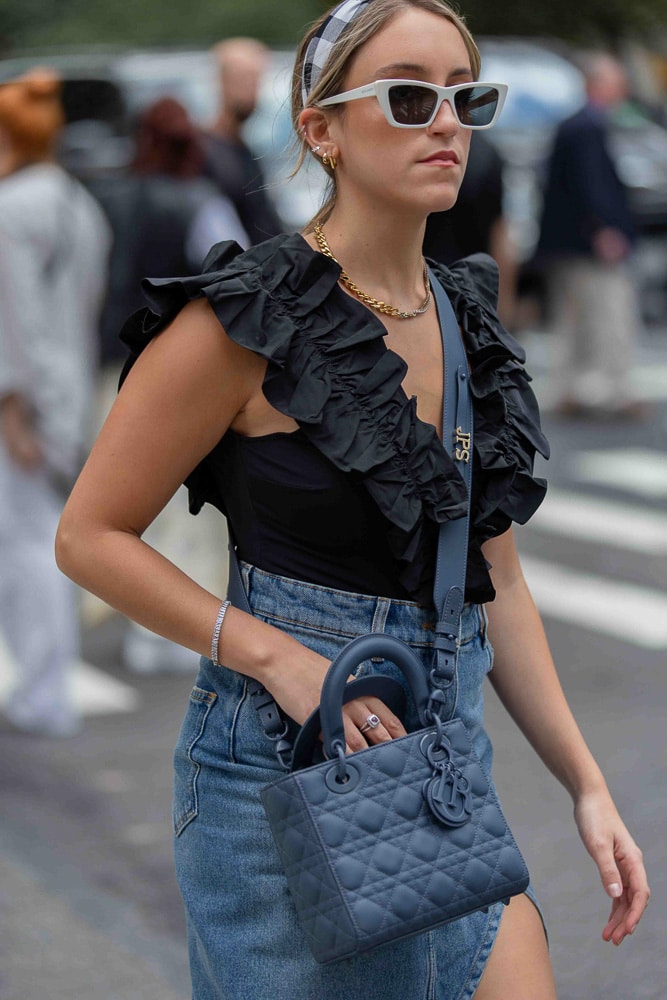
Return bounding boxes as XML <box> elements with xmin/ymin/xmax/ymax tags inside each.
<box><xmin>261</xmin><ymin>648</ymin><xmax>407</xmax><ymax>753</ymax></box>
<box><xmin>341</xmin><ymin>691</ymin><xmax>408</xmax><ymax>752</ymax></box>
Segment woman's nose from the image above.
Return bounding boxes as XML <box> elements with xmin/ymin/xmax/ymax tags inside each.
<box><xmin>428</xmin><ymin>97</ymin><xmax>460</xmax><ymax>134</ymax></box>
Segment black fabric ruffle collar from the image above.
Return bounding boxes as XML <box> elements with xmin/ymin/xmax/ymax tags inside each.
<box><xmin>120</xmin><ymin>232</ymin><xmax>549</xmax><ymax>597</ymax></box>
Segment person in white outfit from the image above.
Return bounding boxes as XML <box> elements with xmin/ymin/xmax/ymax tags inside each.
<box><xmin>0</xmin><ymin>69</ymin><xmax>111</xmax><ymax>736</ymax></box>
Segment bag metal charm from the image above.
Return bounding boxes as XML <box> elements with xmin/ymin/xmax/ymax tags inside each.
<box><xmin>421</xmin><ymin>729</ymin><xmax>473</xmax><ymax>828</ymax></box>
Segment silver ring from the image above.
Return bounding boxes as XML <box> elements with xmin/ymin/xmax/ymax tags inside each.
<box><xmin>359</xmin><ymin>713</ymin><xmax>381</xmax><ymax>734</ymax></box>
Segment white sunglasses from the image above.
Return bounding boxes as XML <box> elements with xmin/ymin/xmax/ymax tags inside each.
<box><xmin>319</xmin><ymin>79</ymin><xmax>508</xmax><ymax>129</ymax></box>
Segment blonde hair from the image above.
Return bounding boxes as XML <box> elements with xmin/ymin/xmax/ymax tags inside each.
<box><xmin>291</xmin><ymin>0</ymin><xmax>481</xmax><ymax>229</ymax></box>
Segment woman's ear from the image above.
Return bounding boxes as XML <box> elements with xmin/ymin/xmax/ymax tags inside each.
<box><xmin>299</xmin><ymin>107</ymin><xmax>334</xmax><ymax>150</ymax></box>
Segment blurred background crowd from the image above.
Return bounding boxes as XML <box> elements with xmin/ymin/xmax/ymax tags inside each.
<box><xmin>0</xmin><ymin>0</ymin><xmax>666</xmax><ymax>730</ymax></box>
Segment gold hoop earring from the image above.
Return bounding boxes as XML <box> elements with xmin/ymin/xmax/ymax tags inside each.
<box><xmin>322</xmin><ymin>152</ymin><xmax>337</xmax><ymax>170</ymax></box>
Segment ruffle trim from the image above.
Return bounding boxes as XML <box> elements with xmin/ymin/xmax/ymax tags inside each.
<box><xmin>120</xmin><ymin>234</ymin><xmax>548</xmax><ymax>598</ymax></box>
<box><xmin>435</xmin><ymin>255</ymin><xmax>549</xmax><ymax>543</ymax></box>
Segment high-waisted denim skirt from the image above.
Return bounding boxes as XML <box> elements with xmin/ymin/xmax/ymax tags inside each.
<box><xmin>173</xmin><ymin>564</ymin><xmax>536</xmax><ymax>1000</ymax></box>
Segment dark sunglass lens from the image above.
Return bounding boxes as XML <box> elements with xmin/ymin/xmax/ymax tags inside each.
<box><xmin>454</xmin><ymin>85</ymin><xmax>499</xmax><ymax>126</ymax></box>
<box><xmin>387</xmin><ymin>84</ymin><xmax>438</xmax><ymax>125</ymax></box>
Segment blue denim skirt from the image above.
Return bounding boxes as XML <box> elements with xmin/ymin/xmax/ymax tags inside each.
<box><xmin>173</xmin><ymin>564</ymin><xmax>534</xmax><ymax>1000</ymax></box>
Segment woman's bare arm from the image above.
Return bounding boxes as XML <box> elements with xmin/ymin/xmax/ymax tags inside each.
<box><xmin>56</xmin><ymin>298</ymin><xmax>404</xmax><ymax>750</ymax></box>
<box><xmin>483</xmin><ymin>528</ymin><xmax>650</xmax><ymax>944</ymax></box>
<box><xmin>58</xmin><ymin>298</ymin><xmax>256</xmax><ymax>652</ymax></box>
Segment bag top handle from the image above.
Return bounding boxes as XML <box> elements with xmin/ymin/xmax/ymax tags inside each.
<box><xmin>318</xmin><ymin>633</ymin><xmax>432</xmax><ymax>755</ymax></box>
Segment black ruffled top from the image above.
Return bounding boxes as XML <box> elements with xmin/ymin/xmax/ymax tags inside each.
<box><xmin>120</xmin><ymin>233</ymin><xmax>549</xmax><ymax>604</ymax></box>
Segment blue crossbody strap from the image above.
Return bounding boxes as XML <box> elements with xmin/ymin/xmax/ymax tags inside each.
<box><xmin>428</xmin><ymin>270</ymin><xmax>474</xmax><ymax>687</ymax></box>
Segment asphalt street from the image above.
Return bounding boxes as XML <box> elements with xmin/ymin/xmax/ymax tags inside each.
<box><xmin>0</xmin><ymin>329</ymin><xmax>665</xmax><ymax>1000</ymax></box>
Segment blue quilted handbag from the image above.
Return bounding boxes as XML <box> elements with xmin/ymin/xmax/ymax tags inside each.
<box><xmin>260</xmin><ymin>633</ymin><xmax>529</xmax><ymax>964</ymax></box>
<box><xmin>229</xmin><ymin>273</ymin><xmax>530</xmax><ymax>963</ymax></box>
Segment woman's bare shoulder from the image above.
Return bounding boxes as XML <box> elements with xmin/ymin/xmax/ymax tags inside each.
<box><xmin>82</xmin><ymin>298</ymin><xmax>266</xmax><ymax>527</ymax></box>
<box><xmin>130</xmin><ymin>296</ymin><xmax>266</xmax><ymax>390</ymax></box>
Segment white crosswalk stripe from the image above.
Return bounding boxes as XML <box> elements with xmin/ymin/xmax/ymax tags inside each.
<box><xmin>529</xmin><ymin>489</ymin><xmax>667</xmax><ymax>553</ymax></box>
<box><xmin>520</xmin><ymin>485</ymin><xmax>667</xmax><ymax>649</ymax></box>
<box><xmin>521</xmin><ymin>555</ymin><xmax>667</xmax><ymax>650</ymax></box>
<box><xmin>570</xmin><ymin>449</ymin><xmax>667</xmax><ymax>500</ymax></box>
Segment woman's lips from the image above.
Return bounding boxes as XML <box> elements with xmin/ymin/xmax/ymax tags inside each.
<box><xmin>420</xmin><ymin>150</ymin><xmax>460</xmax><ymax>165</ymax></box>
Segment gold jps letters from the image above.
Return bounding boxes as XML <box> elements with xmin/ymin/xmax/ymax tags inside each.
<box><xmin>454</xmin><ymin>427</ymin><xmax>471</xmax><ymax>463</ymax></box>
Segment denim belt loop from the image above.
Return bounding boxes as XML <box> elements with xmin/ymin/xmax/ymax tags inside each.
<box><xmin>479</xmin><ymin>604</ymin><xmax>490</xmax><ymax>648</ymax></box>
<box><xmin>370</xmin><ymin>597</ymin><xmax>391</xmax><ymax>662</ymax></box>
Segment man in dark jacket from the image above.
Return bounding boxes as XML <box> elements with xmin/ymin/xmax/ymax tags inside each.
<box><xmin>204</xmin><ymin>38</ymin><xmax>285</xmax><ymax>245</ymax></box>
<box><xmin>537</xmin><ymin>53</ymin><xmax>642</xmax><ymax>417</ymax></box>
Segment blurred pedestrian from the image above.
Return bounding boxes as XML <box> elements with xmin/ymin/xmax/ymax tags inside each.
<box><xmin>537</xmin><ymin>53</ymin><xmax>643</xmax><ymax>418</ymax></box>
<box><xmin>204</xmin><ymin>38</ymin><xmax>285</xmax><ymax>243</ymax></box>
<box><xmin>98</xmin><ymin>96</ymin><xmax>248</xmax><ymax>367</ymax></box>
<box><xmin>0</xmin><ymin>69</ymin><xmax>111</xmax><ymax>736</ymax></box>
<box><xmin>423</xmin><ymin>130</ymin><xmax>518</xmax><ymax>326</ymax></box>
<box><xmin>95</xmin><ymin>96</ymin><xmax>237</xmax><ymax>673</ymax></box>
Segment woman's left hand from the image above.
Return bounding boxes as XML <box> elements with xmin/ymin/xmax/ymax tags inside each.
<box><xmin>574</xmin><ymin>788</ymin><xmax>650</xmax><ymax>945</ymax></box>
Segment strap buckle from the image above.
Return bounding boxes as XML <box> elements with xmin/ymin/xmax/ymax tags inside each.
<box><xmin>268</xmin><ymin>727</ymin><xmax>293</xmax><ymax>771</ymax></box>
<box><xmin>248</xmin><ymin>682</ymin><xmax>293</xmax><ymax>770</ymax></box>
<box><xmin>425</xmin><ymin>686</ymin><xmax>447</xmax><ymax>724</ymax></box>
<box><xmin>431</xmin><ymin>618</ymin><xmax>459</xmax><ymax>688</ymax></box>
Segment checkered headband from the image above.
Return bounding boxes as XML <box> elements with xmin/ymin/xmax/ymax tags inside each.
<box><xmin>301</xmin><ymin>0</ymin><xmax>373</xmax><ymax>107</ymax></box>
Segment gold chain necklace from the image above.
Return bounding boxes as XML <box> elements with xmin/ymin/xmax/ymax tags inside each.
<box><xmin>314</xmin><ymin>223</ymin><xmax>431</xmax><ymax>320</ymax></box>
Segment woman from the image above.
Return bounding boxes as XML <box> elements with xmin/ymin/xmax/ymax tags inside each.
<box><xmin>98</xmin><ymin>95</ymin><xmax>249</xmax><ymax>359</ymax></box>
<box><xmin>56</xmin><ymin>1</ymin><xmax>650</xmax><ymax>997</ymax></box>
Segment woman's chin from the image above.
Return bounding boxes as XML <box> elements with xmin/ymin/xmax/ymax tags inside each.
<box><xmin>427</xmin><ymin>187</ymin><xmax>461</xmax><ymax>215</ymax></box>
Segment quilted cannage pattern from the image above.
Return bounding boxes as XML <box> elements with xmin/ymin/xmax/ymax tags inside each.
<box><xmin>261</xmin><ymin>719</ymin><xmax>529</xmax><ymax>964</ymax></box>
